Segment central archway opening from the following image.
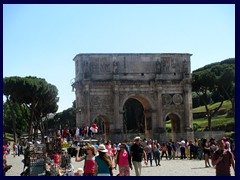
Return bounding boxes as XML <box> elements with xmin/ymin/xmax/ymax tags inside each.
<box><xmin>123</xmin><ymin>98</ymin><xmax>145</xmax><ymax>133</ymax></box>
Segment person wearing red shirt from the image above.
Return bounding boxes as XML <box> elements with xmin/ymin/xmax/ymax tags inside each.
<box><xmin>75</xmin><ymin>144</ymin><xmax>97</xmax><ymax>176</ymax></box>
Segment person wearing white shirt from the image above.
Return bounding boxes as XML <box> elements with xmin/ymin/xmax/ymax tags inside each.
<box><xmin>179</xmin><ymin>139</ymin><xmax>186</xmax><ymax>159</ymax></box>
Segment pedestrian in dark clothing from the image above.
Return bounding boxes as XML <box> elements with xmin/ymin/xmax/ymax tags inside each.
<box><xmin>167</xmin><ymin>142</ymin><xmax>172</xmax><ymax>160</ymax></box>
<box><xmin>212</xmin><ymin>139</ymin><xmax>235</xmax><ymax>176</ymax></box>
<box><xmin>189</xmin><ymin>140</ymin><xmax>195</xmax><ymax>159</ymax></box>
<box><xmin>179</xmin><ymin>139</ymin><xmax>186</xmax><ymax>159</ymax></box>
<box><xmin>17</xmin><ymin>144</ymin><xmax>21</xmax><ymax>156</ymax></box>
<box><xmin>130</xmin><ymin>136</ymin><xmax>147</xmax><ymax>176</ymax></box>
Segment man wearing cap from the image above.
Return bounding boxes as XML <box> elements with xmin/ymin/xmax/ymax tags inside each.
<box><xmin>130</xmin><ymin>136</ymin><xmax>147</xmax><ymax>176</ymax></box>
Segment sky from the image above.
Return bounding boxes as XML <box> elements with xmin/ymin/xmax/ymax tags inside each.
<box><xmin>3</xmin><ymin>4</ymin><xmax>235</xmax><ymax>113</ymax></box>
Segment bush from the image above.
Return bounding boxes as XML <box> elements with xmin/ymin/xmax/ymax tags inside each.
<box><xmin>224</xmin><ymin>131</ymin><xmax>235</xmax><ymax>140</ymax></box>
<box><xmin>193</xmin><ymin>123</ymin><xmax>200</xmax><ymax>132</ymax></box>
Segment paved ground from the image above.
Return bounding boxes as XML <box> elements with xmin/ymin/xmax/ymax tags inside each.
<box><xmin>5</xmin><ymin>154</ymin><xmax>235</xmax><ymax>176</ymax></box>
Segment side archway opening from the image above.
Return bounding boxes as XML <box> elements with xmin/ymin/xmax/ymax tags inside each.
<box><xmin>165</xmin><ymin>113</ymin><xmax>181</xmax><ymax>142</ymax></box>
<box><xmin>93</xmin><ymin>115</ymin><xmax>109</xmax><ymax>143</ymax></box>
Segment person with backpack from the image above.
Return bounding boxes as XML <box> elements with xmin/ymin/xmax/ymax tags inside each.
<box><xmin>75</xmin><ymin>144</ymin><xmax>97</xmax><ymax>176</ymax></box>
<box><xmin>212</xmin><ymin>139</ymin><xmax>235</xmax><ymax>176</ymax></box>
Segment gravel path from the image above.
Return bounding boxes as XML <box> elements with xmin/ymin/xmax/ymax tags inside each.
<box><xmin>5</xmin><ymin>154</ymin><xmax>235</xmax><ymax>176</ymax></box>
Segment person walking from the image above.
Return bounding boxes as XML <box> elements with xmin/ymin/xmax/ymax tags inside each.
<box><xmin>116</xmin><ymin>143</ymin><xmax>132</xmax><ymax>176</ymax></box>
<box><xmin>17</xmin><ymin>144</ymin><xmax>21</xmax><ymax>156</ymax></box>
<box><xmin>75</xmin><ymin>144</ymin><xmax>97</xmax><ymax>176</ymax></box>
<box><xmin>6</xmin><ymin>143</ymin><xmax>10</xmax><ymax>155</ymax></box>
<box><xmin>94</xmin><ymin>144</ymin><xmax>113</xmax><ymax>176</ymax></box>
<box><xmin>161</xmin><ymin>143</ymin><xmax>168</xmax><ymax>160</ymax></box>
<box><xmin>13</xmin><ymin>143</ymin><xmax>17</xmax><ymax>158</ymax></box>
<box><xmin>167</xmin><ymin>142</ymin><xmax>172</xmax><ymax>160</ymax></box>
<box><xmin>153</xmin><ymin>143</ymin><xmax>161</xmax><ymax>166</ymax></box>
<box><xmin>145</xmin><ymin>141</ymin><xmax>153</xmax><ymax>166</ymax></box>
<box><xmin>212</xmin><ymin>139</ymin><xmax>235</xmax><ymax>176</ymax></box>
<box><xmin>130</xmin><ymin>136</ymin><xmax>147</xmax><ymax>176</ymax></box>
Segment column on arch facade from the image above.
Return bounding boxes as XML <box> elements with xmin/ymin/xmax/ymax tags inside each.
<box><xmin>183</xmin><ymin>82</ymin><xmax>193</xmax><ymax>130</ymax></box>
<box><xmin>76</xmin><ymin>85</ymin><xmax>86</xmax><ymax>127</ymax></box>
<box><xmin>183</xmin><ymin>81</ymin><xmax>194</xmax><ymax>140</ymax></box>
<box><xmin>83</xmin><ymin>82</ymin><xmax>91</xmax><ymax>126</ymax></box>
<box><xmin>156</xmin><ymin>86</ymin><xmax>164</xmax><ymax>132</ymax></box>
<box><xmin>113</xmin><ymin>82</ymin><xmax>121</xmax><ymax>132</ymax></box>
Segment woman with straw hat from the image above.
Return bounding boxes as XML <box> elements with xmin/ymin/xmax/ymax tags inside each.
<box><xmin>94</xmin><ymin>144</ymin><xmax>113</xmax><ymax>176</ymax></box>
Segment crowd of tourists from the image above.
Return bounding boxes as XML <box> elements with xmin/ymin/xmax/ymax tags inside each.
<box><xmin>3</xmin><ymin>135</ymin><xmax>235</xmax><ymax>176</ymax></box>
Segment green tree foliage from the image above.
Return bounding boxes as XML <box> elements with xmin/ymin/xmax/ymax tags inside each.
<box><xmin>3</xmin><ymin>76</ymin><xmax>59</xmax><ymax>141</ymax></box>
<box><xmin>216</xmin><ymin>66</ymin><xmax>235</xmax><ymax>118</ymax></box>
<box><xmin>3</xmin><ymin>100</ymin><xmax>29</xmax><ymax>142</ymax></box>
<box><xmin>44</xmin><ymin>100</ymin><xmax>76</xmax><ymax>135</ymax></box>
<box><xmin>192</xmin><ymin>58</ymin><xmax>235</xmax><ymax>130</ymax></box>
<box><xmin>55</xmin><ymin>108</ymin><xmax>76</xmax><ymax>129</ymax></box>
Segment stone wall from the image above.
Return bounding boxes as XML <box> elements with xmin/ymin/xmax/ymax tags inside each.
<box><xmin>72</xmin><ymin>53</ymin><xmax>193</xmax><ymax>143</ymax></box>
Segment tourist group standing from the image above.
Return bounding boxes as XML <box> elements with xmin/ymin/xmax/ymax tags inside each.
<box><xmin>4</xmin><ymin>135</ymin><xmax>235</xmax><ymax>176</ymax></box>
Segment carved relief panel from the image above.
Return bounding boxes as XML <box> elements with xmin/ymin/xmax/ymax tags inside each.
<box><xmin>99</xmin><ymin>57</ymin><xmax>111</xmax><ymax>73</ymax></box>
<box><xmin>162</xmin><ymin>94</ymin><xmax>183</xmax><ymax>105</ymax></box>
<box><xmin>90</xmin><ymin>57</ymin><xmax>111</xmax><ymax>74</ymax></box>
<box><xmin>161</xmin><ymin>57</ymin><xmax>171</xmax><ymax>73</ymax></box>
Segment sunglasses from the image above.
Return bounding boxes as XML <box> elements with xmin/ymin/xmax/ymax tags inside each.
<box><xmin>86</xmin><ymin>148</ymin><xmax>91</xmax><ymax>150</ymax></box>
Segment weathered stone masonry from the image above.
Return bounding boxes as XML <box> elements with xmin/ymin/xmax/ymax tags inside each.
<box><xmin>72</xmin><ymin>53</ymin><xmax>193</xmax><ymax>142</ymax></box>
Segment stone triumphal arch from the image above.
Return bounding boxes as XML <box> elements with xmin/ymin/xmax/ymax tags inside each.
<box><xmin>72</xmin><ymin>53</ymin><xmax>194</xmax><ymax>142</ymax></box>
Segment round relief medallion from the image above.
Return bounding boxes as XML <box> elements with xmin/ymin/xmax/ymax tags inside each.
<box><xmin>162</xmin><ymin>94</ymin><xmax>172</xmax><ymax>105</ymax></box>
<box><xmin>173</xmin><ymin>94</ymin><xmax>183</xmax><ymax>105</ymax></box>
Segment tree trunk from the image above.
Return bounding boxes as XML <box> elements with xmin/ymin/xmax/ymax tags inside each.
<box><xmin>39</xmin><ymin>120</ymin><xmax>45</xmax><ymax>144</ymax></box>
<box><xmin>28</xmin><ymin>108</ymin><xmax>35</xmax><ymax>142</ymax></box>
<box><xmin>8</xmin><ymin>100</ymin><xmax>17</xmax><ymax>143</ymax></box>
<box><xmin>208</xmin><ymin>116</ymin><xmax>212</xmax><ymax>131</ymax></box>
<box><xmin>205</xmin><ymin>100</ymin><xmax>223</xmax><ymax>131</ymax></box>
